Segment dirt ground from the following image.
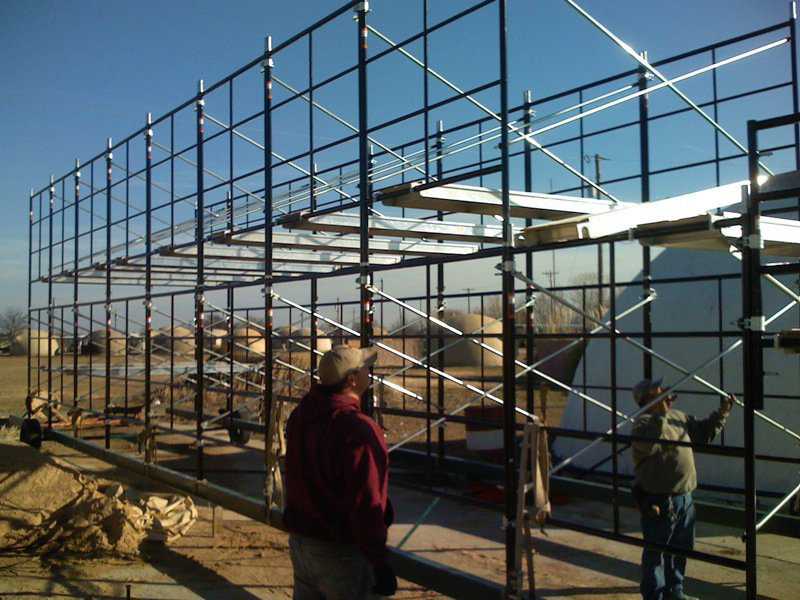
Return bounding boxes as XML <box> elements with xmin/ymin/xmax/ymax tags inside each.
<box><xmin>4</xmin><ymin>429</ymin><xmax>799</xmax><ymax>600</ymax></box>
<box><xmin>0</xmin><ymin>437</ymin><xmax>443</xmax><ymax>599</ymax></box>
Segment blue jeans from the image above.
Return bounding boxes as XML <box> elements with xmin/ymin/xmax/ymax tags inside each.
<box><xmin>289</xmin><ymin>534</ymin><xmax>379</xmax><ymax>600</ymax></box>
<box><xmin>640</xmin><ymin>492</ymin><xmax>696</xmax><ymax>600</ymax></box>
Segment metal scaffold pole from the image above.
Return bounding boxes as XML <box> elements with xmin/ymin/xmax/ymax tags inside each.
<box><xmin>743</xmin><ymin>124</ymin><xmax>764</xmax><ymax>600</ymax></box>
<box><xmin>47</xmin><ymin>176</ymin><xmax>54</xmax><ymax>431</ymax></box>
<box><xmin>357</xmin><ymin>2</ymin><xmax>374</xmax><ymax>417</ymax></box>
<box><xmin>497</xmin><ymin>1</ymin><xmax>520</xmax><ymax>597</ymax></box>
<box><xmin>523</xmin><ymin>90</ymin><xmax>535</xmax><ymax>422</ymax></box>
<box><xmin>144</xmin><ymin>113</ymin><xmax>153</xmax><ymax>461</ymax></box>
<box><xmin>791</xmin><ymin>1</ymin><xmax>800</xmax><ymax>224</ymax></box>
<box><xmin>638</xmin><ymin>57</ymin><xmax>653</xmax><ymax>380</ymax></box>
<box><xmin>263</xmin><ymin>35</ymin><xmax>278</xmax><ymax>514</ymax></box>
<box><xmin>26</xmin><ymin>189</ymin><xmax>33</xmax><ymax>404</ymax></box>
<box><xmin>435</xmin><ymin>120</ymin><xmax>446</xmax><ymax>465</ymax></box>
<box><xmin>73</xmin><ymin>162</ymin><xmax>80</xmax><ymax>413</ymax></box>
<box><xmin>105</xmin><ymin>138</ymin><xmax>113</xmax><ymax>449</ymax></box>
<box><xmin>195</xmin><ymin>79</ymin><xmax>206</xmax><ymax>481</ymax></box>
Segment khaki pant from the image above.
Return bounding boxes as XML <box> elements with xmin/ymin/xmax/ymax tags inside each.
<box><xmin>289</xmin><ymin>534</ymin><xmax>380</xmax><ymax>600</ymax></box>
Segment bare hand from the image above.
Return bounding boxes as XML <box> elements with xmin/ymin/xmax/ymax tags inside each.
<box><xmin>720</xmin><ymin>393</ymin><xmax>735</xmax><ymax>415</ymax></box>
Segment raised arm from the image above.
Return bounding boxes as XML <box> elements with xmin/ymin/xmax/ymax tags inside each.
<box><xmin>687</xmin><ymin>393</ymin><xmax>734</xmax><ymax>444</ymax></box>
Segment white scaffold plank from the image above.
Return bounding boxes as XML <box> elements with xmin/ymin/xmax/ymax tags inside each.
<box><xmin>377</xmin><ymin>182</ymin><xmax>631</xmax><ymax>220</ymax></box>
<box><xmin>639</xmin><ymin>213</ymin><xmax>800</xmax><ymax>257</ymax></box>
<box><xmin>46</xmin><ymin>259</ymin><xmax>336</xmax><ymax>286</ymax></box>
<box><xmin>760</xmin><ymin>169</ymin><xmax>800</xmax><ymax>196</ymax></box>
<box><xmin>163</xmin><ymin>243</ymin><xmax>400</xmax><ymax>265</ymax></box>
<box><xmin>282</xmin><ymin>212</ymin><xmax>515</xmax><ymax>243</ymax></box>
<box><xmin>217</xmin><ymin>229</ymin><xmax>481</xmax><ymax>255</ymax></box>
<box><xmin>518</xmin><ymin>181</ymin><xmax>748</xmax><ymax>246</ymax></box>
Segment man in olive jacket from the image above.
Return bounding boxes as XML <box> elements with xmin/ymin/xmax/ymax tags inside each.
<box><xmin>631</xmin><ymin>378</ymin><xmax>734</xmax><ymax>600</ymax></box>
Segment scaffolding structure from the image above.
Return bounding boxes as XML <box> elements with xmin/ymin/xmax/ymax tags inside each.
<box><xmin>24</xmin><ymin>1</ymin><xmax>800</xmax><ymax>598</ymax></box>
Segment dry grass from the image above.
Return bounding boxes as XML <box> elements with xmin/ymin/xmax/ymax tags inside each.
<box><xmin>0</xmin><ymin>356</ymin><xmax>29</xmax><ymax>417</ymax></box>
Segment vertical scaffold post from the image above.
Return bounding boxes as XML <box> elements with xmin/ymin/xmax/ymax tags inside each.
<box><xmin>742</xmin><ymin>121</ymin><xmax>764</xmax><ymax>600</ymax></box>
<box><xmin>609</xmin><ymin>239</ymin><xmax>620</xmax><ymax>534</ymax></box>
<box><xmin>356</xmin><ymin>1</ymin><xmax>373</xmax><ymax>416</ymax></box>
<box><xmin>263</xmin><ymin>35</ymin><xmax>276</xmax><ymax>510</ymax></box>
<box><xmin>638</xmin><ymin>55</ymin><xmax>653</xmax><ymax>379</ymax></box>
<box><xmin>47</xmin><ymin>175</ymin><xmax>55</xmax><ymax>431</ymax></box>
<box><xmin>73</xmin><ymin>162</ymin><xmax>80</xmax><ymax>413</ymax></box>
<box><xmin>790</xmin><ymin>1</ymin><xmax>800</xmax><ymax>239</ymax></box>
<box><xmin>435</xmin><ymin>120</ymin><xmax>445</xmax><ymax>465</ymax></box>
<box><xmin>523</xmin><ymin>90</ymin><xmax>535</xmax><ymax>419</ymax></box>
<box><xmin>422</xmin><ymin>0</ymin><xmax>430</xmax><ymax>184</ymax></box>
<box><xmin>425</xmin><ymin>264</ymin><xmax>432</xmax><ymax>475</ymax></box>
<box><xmin>144</xmin><ymin>113</ymin><xmax>154</xmax><ymax>460</ymax></box>
<box><xmin>195</xmin><ymin>79</ymin><xmax>206</xmax><ymax>481</ymax></box>
<box><xmin>308</xmin><ymin>29</ymin><xmax>316</xmax><ymax>213</ymax></box>
<box><xmin>169</xmin><ymin>295</ymin><xmax>175</xmax><ymax>430</ymax></box>
<box><xmin>105</xmin><ymin>138</ymin><xmax>113</xmax><ymax>449</ymax></box>
<box><xmin>711</xmin><ymin>47</ymin><xmax>721</xmax><ymax>186</ymax></box>
<box><xmin>125</xmin><ymin>141</ymin><xmax>130</xmax><ymax>256</ymax></box>
<box><xmin>790</xmin><ymin>1</ymin><xmax>800</xmax><ymax>177</ymax></box>
<box><xmin>26</xmin><ymin>189</ymin><xmax>33</xmax><ymax>407</ymax></box>
<box><xmin>227</xmin><ymin>286</ymin><xmax>234</xmax><ymax>429</ymax></box>
<box><xmin>311</xmin><ymin>278</ymin><xmax>318</xmax><ymax>376</ymax></box>
<box><xmin>498</xmin><ymin>1</ymin><xmax>519</xmax><ymax>597</ymax></box>
<box><xmin>124</xmin><ymin>299</ymin><xmax>129</xmax><ymax>414</ymax></box>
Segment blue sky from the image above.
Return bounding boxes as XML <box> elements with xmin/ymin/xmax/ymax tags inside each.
<box><xmin>1</xmin><ymin>0</ymin><xmax>797</xmax><ymax>313</ymax></box>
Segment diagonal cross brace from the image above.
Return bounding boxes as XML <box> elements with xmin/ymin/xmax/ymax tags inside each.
<box><xmin>366</xmin><ymin>284</ymin><xmax>635</xmax><ymax>421</ymax></box>
<box><xmin>270</xmin><ymin>289</ymin><xmax>538</xmax><ymax>420</ymax></box>
<box><xmin>388</xmin><ymin>295</ymin><xmax>653</xmax><ymax>453</ymax></box>
<box><xmin>367</xmin><ymin>25</ymin><xmax>620</xmax><ymax>203</ymax></box>
<box><xmin>505</xmin><ymin>265</ymin><xmax>800</xmax><ymax>449</ymax></box>
<box><xmin>561</xmin><ymin>0</ymin><xmax>773</xmax><ymax>176</ymax></box>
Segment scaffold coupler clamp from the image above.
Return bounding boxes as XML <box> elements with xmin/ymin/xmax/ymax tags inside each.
<box><xmin>738</xmin><ymin>316</ymin><xmax>766</xmax><ymax>332</ymax></box>
<box><xmin>354</xmin><ymin>1</ymin><xmax>370</xmax><ymax>13</ymax></box>
<box><xmin>261</xmin><ymin>36</ymin><xmax>275</xmax><ymax>71</ymax></box>
<box><xmin>742</xmin><ymin>232</ymin><xmax>764</xmax><ymax>250</ymax></box>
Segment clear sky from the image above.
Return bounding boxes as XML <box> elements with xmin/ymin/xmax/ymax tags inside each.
<box><xmin>1</xmin><ymin>0</ymin><xmax>797</xmax><ymax>313</ymax></box>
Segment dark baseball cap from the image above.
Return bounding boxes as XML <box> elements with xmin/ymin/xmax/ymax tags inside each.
<box><xmin>632</xmin><ymin>377</ymin><xmax>663</xmax><ymax>405</ymax></box>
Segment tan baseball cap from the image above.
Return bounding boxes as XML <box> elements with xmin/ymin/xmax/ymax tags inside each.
<box><xmin>318</xmin><ymin>344</ymin><xmax>378</xmax><ymax>386</ymax></box>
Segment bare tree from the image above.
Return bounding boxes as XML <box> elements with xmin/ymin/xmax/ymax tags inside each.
<box><xmin>0</xmin><ymin>307</ymin><xmax>26</xmax><ymax>343</ymax></box>
<box><xmin>485</xmin><ymin>274</ymin><xmax>608</xmax><ymax>333</ymax></box>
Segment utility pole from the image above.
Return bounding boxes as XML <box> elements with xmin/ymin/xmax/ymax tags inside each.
<box><xmin>592</xmin><ymin>153</ymin><xmax>610</xmax><ymax>200</ymax></box>
<box><xmin>543</xmin><ymin>262</ymin><xmax>559</xmax><ymax>329</ymax></box>
<box><xmin>463</xmin><ymin>287</ymin><xmax>473</xmax><ymax>313</ymax></box>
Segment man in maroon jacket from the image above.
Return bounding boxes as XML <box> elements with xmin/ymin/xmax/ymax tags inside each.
<box><xmin>284</xmin><ymin>344</ymin><xmax>397</xmax><ymax>599</ymax></box>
